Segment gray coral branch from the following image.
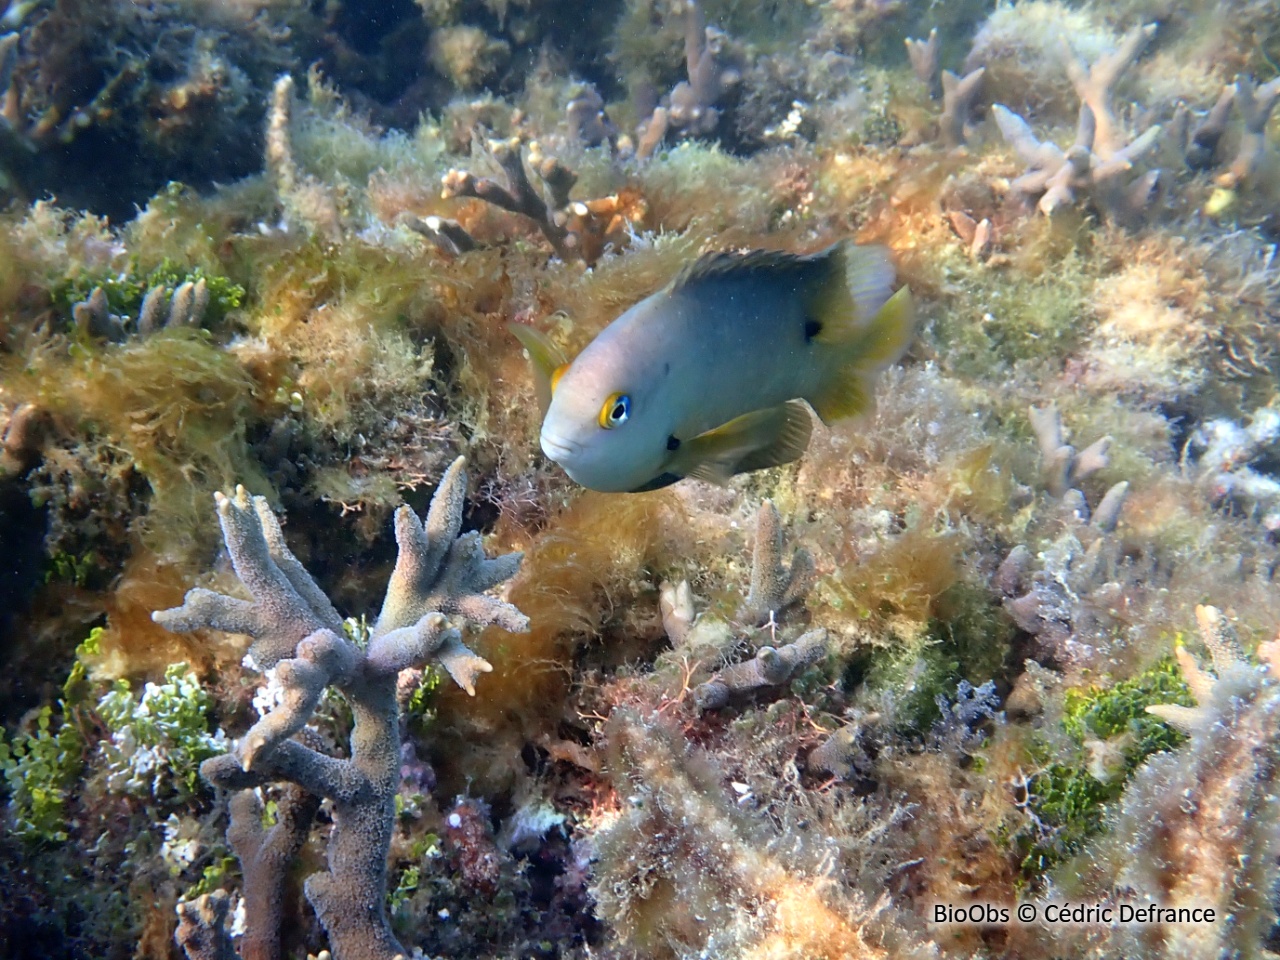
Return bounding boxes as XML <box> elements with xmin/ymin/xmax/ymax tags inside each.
<box><xmin>695</xmin><ymin>628</ymin><xmax>828</xmax><ymax>710</ymax></box>
<box><xmin>156</xmin><ymin>456</ymin><xmax>528</xmax><ymax>960</ymax></box>
<box><xmin>741</xmin><ymin>499</ymin><xmax>816</xmax><ymax>626</ymax></box>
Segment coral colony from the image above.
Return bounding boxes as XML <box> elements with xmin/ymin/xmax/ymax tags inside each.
<box><xmin>2</xmin><ymin>1</ymin><xmax>1280</xmax><ymax>959</ymax></box>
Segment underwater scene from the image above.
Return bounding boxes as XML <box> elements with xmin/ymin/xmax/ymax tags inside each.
<box><xmin>1</xmin><ymin>0</ymin><xmax>1280</xmax><ymax>957</ymax></box>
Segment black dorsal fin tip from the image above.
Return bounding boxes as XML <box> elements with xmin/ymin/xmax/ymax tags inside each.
<box><xmin>671</xmin><ymin>245</ymin><xmax>829</xmax><ymax>291</ymax></box>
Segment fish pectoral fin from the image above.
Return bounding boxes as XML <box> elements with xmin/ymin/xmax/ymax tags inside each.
<box><xmin>736</xmin><ymin>401</ymin><xmax>813</xmax><ymax>472</ymax></box>
<box><xmin>810</xmin><ymin>287</ymin><xmax>914</xmax><ymax>423</ymax></box>
<box><xmin>508</xmin><ymin>323</ymin><xmax>570</xmax><ymax>416</ymax></box>
<box><xmin>672</xmin><ymin>401</ymin><xmax>813</xmax><ymax>483</ymax></box>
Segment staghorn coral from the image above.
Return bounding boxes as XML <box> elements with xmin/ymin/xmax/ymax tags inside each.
<box><xmin>1064</xmin><ymin>24</ymin><xmax>1157</xmax><ymax>164</ymax></box>
<box><xmin>1216</xmin><ymin>74</ymin><xmax>1280</xmax><ymax>189</ymax></box>
<box><xmin>1183</xmin><ymin>403</ymin><xmax>1280</xmax><ymax>532</ymax></box>
<box><xmin>153</xmin><ymin>457</ymin><xmax>529</xmax><ymax>960</ymax></box>
<box><xmin>633</xmin><ymin>0</ymin><xmax>744</xmax><ymax>156</ymax></box>
<box><xmin>963</xmin><ymin>2</ymin><xmax>1118</xmax><ymax>121</ymax></box>
<box><xmin>984</xmin><ymin>22</ymin><xmax>1163</xmax><ymax>221</ymax></box>
<box><xmin>694</xmin><ymin>628</ymin><xmax>828</xmax><ymax>710</ymax></box>
<box><xmin>741</xmin><ymin>498</ymin><xmax>816</xmax><ymax>626</ymax></box>
<box><xmin>70</xmin><ymin>278</ymin><xmax>212</xmax><ymax>342</ymax></box>
<box><xmin>938</xmin><ymin>67</ymin><xmax>984</xmax><ymax>149</ymax></box>
<box><xmin>1061</xmin><ymin>605</ymin><xmax>1280</xmax><ymax>958</ymax></box>
<box><xmin>997</xmin><ymin>406</ymin><xmax>1132</xmax><ymax>669</ymax></box>
<box><xmin>993</xmin><ymin>101</ymin><xmax>1162</xmax><ymax>219</ymax></box>
<box><xmin>1028</xmin><ymin>403</ymin><xmax>1113</xmax><ymax>498</ymax></box>
<box><xmin>266</xmin><ymin>74</ymin><xmax>343</xmax><ymax>239</ymax></box>
<box><xmin>904</xmin><ymin>29</ymin><xmax>941</xmax><ymax>100</ymax></box>
<box><xmin>664</xmin><ymin>0</ymin><xmax>741</xmax><ymax>139</ymax></box>
<box><xmin>590</xmin><ymin>706</ymin><xmax>925</xmax><ymax>960</ymax></box>
<box><xmin>441</xmin><ymin>136</ymin><xmax>647</xmax><ymax>263</ymax></box>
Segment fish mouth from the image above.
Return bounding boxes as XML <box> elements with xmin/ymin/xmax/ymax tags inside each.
<box><xmin>540</xmin><ymin>432</ymin><xmax>582</xmax><ymax>463</ymax></box>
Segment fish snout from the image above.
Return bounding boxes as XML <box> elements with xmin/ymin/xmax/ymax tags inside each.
<box><xmin>540</xmin><ymin>431</ymin><xmax>582</xmax><ymax>464</ymax></box>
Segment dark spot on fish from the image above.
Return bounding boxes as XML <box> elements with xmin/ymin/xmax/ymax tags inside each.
<box><xmin>663</xmin><ymin>361</ymin><xmax>671</xmax><ymax>376</ymax></box>
<box><xmin>666</xmin><ymin>435</ymin><xmax>681</xmax><ymax>451</ymax></box>
<box><xmin>804</xmin><ymin>318</ymin><xmax>822</xmax><ymax>341</ymax></box>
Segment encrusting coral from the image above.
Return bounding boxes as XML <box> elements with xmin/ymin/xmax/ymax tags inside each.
<box><xmin>153</xmin><ymin>457</ymin><xmax>529</xmax><ymax>960</ymax></box>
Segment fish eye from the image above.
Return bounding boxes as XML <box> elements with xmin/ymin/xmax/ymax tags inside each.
<box><xmin>599</xmin><ymin>392</ymin><xmax>631</xmax><ymax>429</ymax></box>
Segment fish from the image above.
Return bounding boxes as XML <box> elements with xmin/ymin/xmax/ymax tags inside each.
<box><xmin>511</xmin><ymin>239</ymin><xmax>913</xmax><ymax>493</ymax></box>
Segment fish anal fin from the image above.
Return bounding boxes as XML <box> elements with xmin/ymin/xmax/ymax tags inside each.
<box><xmin>509</xmin><ymin>323</ymin><xmax>570</xmax><ymax>415</ymax></box>
<box><xmin>811</xmin><ymin>372</ymin><xmax>874</xmax><ymax>424</ymax></box>
<box><xmin>672</xmin><ymin>401</ymin><xmax>813</xmax><ymax>483</ymax></box>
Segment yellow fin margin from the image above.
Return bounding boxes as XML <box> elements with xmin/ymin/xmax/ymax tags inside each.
<box><xmin>810</xmin><ymin>287</ymin><xmax>914</xmax><ymax>423</ymax></box>
<box><xmin>509</xmin><ymin>323</ymin><xmax>570</xmax><ymax>416</ymax></box>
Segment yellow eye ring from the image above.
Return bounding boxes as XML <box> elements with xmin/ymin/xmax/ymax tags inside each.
<box><xmin>599</xmin><ymin>392</ymin><xmax>631</xmax><ymax>429</ymax></box>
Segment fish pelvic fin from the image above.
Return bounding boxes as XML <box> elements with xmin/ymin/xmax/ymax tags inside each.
<box><xmin>508</xmin><ymin>323</ymin><xmax>570</xmax><ymax>416</ymax></box>
<box><xmin>810</xmin><ymin>286</ymin><xmax>914</xmax><ymax>423</ymax></box>
<box><xmin>670</xmin><ymin>401</ymin><xmax>813</xmax><ymax>484</ymax></box>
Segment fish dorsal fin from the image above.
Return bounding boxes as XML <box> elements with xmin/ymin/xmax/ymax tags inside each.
<box><xmin>810</xmin><ymin>286</ymin><xmax>914</xmax><ymax>423</ymax></box>
<box><xmin>670</xmin><ymin>247</ymin><xmax>816</xmax><ymax>292</ymax></box>
<box><xmin>671</xmin><ymin>401</ymin><xmax>813</xmax><ymax>484</ymax></box>
<box><xmin>805</xmin><ymin>240</ymin><xmax>897</xmax><ymax>346</ymax></box>
<box><xmin>509</xmin><ymin>323</ymin><xmax>570</xmax><ymax>416</ymax></box>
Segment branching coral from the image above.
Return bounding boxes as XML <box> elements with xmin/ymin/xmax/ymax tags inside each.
<box><xmin>71</xmin><ymin>279</ymin><xmax>211</xmax><ymax>341</ymax></box>
<box><xmin>994</xmin><ymin>102</ymin><xmax>1161</xmax><ymax>218</ymax></box>
<box><xmin>997</xmin><ymin>406</ymin><xmax>1131</xmax><ymax>668</ymax></box>
<box><xmin>1028</xmin><ymin>403</ymin><xmax>1113</xmax><ymax>499</ymax></box>
<box><xmin>1216</xmin><ymin>74</ymin><xmax>1280</xmax><ymax>189</ymax></box>
<box><xmin>657</xmin><ymin>499</ymin><xmax>824</xmax><ymax>711</ymax></box>
<box><xmin>1069</xmin><ymin>605</ymin><xmax>1280</xmax><ymax>958</ymax></box>
<box><xmin>154</xmin><ymin>457</ymin><xmax>529</xmax><ymax>960</ymax></box>
<box><xmin>741</xmin><ymin>499</ymin><xmax>816</xmax><ymax>626</ymax></box>
<box><xmin>266</xmin><ymin>74</ymin><xmax>342</xmax><ymax>239</ymax></box>
<box><xmin>989</xmin><ymin>23</ymin><xmax>1161</xmax><ymax>220</ymax></box>
<box><xmin>1064</xmin><ymin>24</ymin><xmax>1157</xmax><ymax>164</ymax></box>
<box><xmin>694</xmin><ymin>628</ymin><xmax>829</xmax><ymax>710</ymax></box>
<box><xmin>591</xmin><ymin>707</ymin><xmax>919</xmax><ymax>960</ymax></box>
<box><xmin>665</xmin><ymin>0</ymin><xmax>741</xmax><ymax>138</ymax></box>
<box><xmin>937</xmin><ymin>68</ymin><xmax>984</xmax><ymax>150</ymax></box>
<box><xmin>1183</xmin><ymin>403</ymin><xmax>1280</xmax><ymax>531</ymax></box>
<box><xmin>635</xmin><ymin>0</ymin><xmax>743</xmax><ymax>156</ymax></box>
<box><xmin>441</xmin><ymin>137</ymin><xmax>646</xmax><ymax>263</ymax></box>
<box><xmin>904</xmin><ymin>29</ymin><xmax>941</xmax><ymax>100</ymax></box>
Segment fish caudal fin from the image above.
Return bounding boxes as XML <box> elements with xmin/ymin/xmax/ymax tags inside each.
<box><xmin>508</xmin><ymin>323</ymin><xmax>569</xmax><ymax>416</ymax></box>
<box><xmin>672</xmin><ymin>401</ymin><xmax>812</xmax><ymax>484</ymax></box>
<box><xmin>807</xmin><ymin>240</ymin><xmax>897</xmax><ymax>346</ymax></box>
<box><xmin>810</xmin><ymin>274</ymin><xmax>914</xmax><ymax>424</ymax></box>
